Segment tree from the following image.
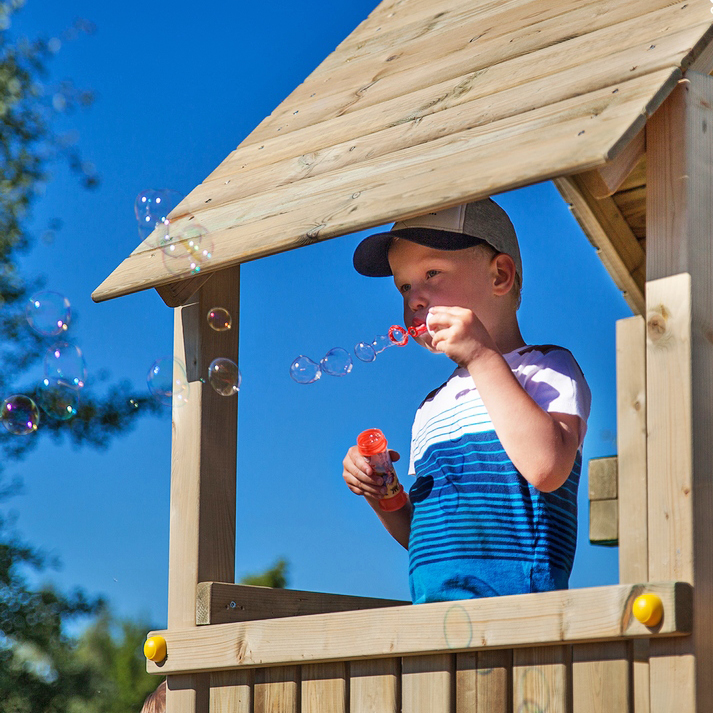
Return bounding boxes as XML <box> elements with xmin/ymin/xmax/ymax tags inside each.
<box><xmin>0</xmin><ymin>4</ymin><xmax>161</xmax><ymax>710</ymax></box>
<box><xmin>239</xmin><ymin>558</ymin><xmax>289</xmax><ymax>589</ymax></box>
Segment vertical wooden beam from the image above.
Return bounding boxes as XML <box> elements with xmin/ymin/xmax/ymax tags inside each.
<box><xmin>402</xmin><ymin>654</ymin><xmax>454</xmax><ymax>713</ymax></box>
<box><xmin>301</xmin><ymin>662</ymin><xmax>348</xmax><ymax>713</ymax></box>
<box><xmin>571</xmin><ymin>642</ymin><xmax>630</xmax><ymax>712</ymax></box>
<box><xmin>616</xmin><ymin>315</ymin><xmax>648</xmax><ymax>584</ymax></box>
<box><xmin>254</xmin><ymin>666</ymin><xmax>300</xmax><ymax>713</ymax></box>
<box><xmin>617</xmin><ymin>315</ymin><xmax>650</xmax><ymax>713</ymax></box>
<box><xmin>209</xmin><ymin>670</ymin><xmax>252</xmax><ymax>713</ymax></box>
<box><xmin>350</xmin><ymin>658</ymin><xmax>400</xmax><ymax>713</ymax></box>
<box><xmin>454</xmin><ymin>650</ymin><xmax>510</xmax><ymax>713</ymax></box>
<box><xmin>165</xmin><ymin>266</ymin><xmax>241</xmax><ymax>713</ymax></box>
<box><xmin>513</xmin><ymin>646</ymin><xmax>572</xmax><ymax>713</ymax></box>
<box><xmin>646</xmin><ymin>71</ymin><xmax>713</xmax><ymax>712</ymax></box>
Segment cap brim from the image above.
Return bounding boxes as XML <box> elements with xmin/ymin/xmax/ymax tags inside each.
<box><xmin>353</xmin><ymin>228</ymin><xmax>486</xmax><ymax>277</ymax></box>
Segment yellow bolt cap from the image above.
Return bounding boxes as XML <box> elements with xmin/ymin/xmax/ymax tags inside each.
<box><xmin>144</xmin><ymin>635</ymin><xmax>167</xmax><ymax>662</ymax></box>
<box><xmin>632</xmin><ymin>594</ymin><xmax>663</xmax><ymax>627</ymax></box>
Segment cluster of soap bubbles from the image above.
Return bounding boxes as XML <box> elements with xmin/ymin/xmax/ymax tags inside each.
<box><xmin>146</xmin><ymin>306</ymin><xmax>241</xmax><ymax>406</ymax></box>
<box><xmin>134</xmin><ymin>189</ymin><xmax>213</xmax><ymax>278</ymax></box>
<box><xmin>1</xmin><ymin>291</ymin><xmax>88</xmax><ymax>436</ymax></box>
<box><xmin>290</xmin><ymin>330</ymin><xmax>404</xmax><ymax>385</ymax></box>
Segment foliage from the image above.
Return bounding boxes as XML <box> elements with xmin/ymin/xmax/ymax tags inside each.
<box><xmin>239</xmin><ymin>558</ymin><xmax>289</xmax><ymax>589</ymax></box>
<box><xmin>0</xmin><ymin>4</ymin><xmax>162</xmax><ymax>711</ymax></box>
<box><xmin>68</xmin><ymin>609</ymin><xmax>158</xmax><ymax>713</ymax></box>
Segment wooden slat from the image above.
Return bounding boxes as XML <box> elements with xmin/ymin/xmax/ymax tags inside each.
<box><xmin>553</xmin><ymin>173</ymin><xmax>646</xmax><ymax>316</ymax></box>
<box><xmin>209</xmin><ymin>670</ymin><xmax>252</xmax><ymax>713</ymax></box>
<box><xmin>589</xmin><ymin>499</ymin><xmax>618</xmax><ymax>545</ymax></box>
<box><xmin>192</xmin><ymin>21</ymin><xmax>700</xmax><ymax>214</ymax></box>
<box><xmin>350</xmin><ymin>658</ymin><xmax>400</xmax><ymax>713</ymax></box>
<box><xmin>579</xmin><ymin>128</ymin><xmax>645</xmax><ymax>198</ymax></box>
<box><xmin>254</xmin><ymin>666</ymin><xmax>300</xmax><ymax>713</ymax></box>
<box><xmin>155</xmin><ymin>274</ymin><xmax>212</xmax><ymax>308</ymax></box>
<box><xmin>588</xmin><ymin>457</ymin><xmax>618</xmax><ymax>501</ymax></box>
<box><xmin>196</xmin><ymin>582</ymin><xmax>407</xmax><ymax>624</ymax></box>
<box><xmin>164</xmin><ymin>268</ymin><xmax>240</xmax><ymax>713</ymax></box>
<box><xmin>245</xmin><ymin>1</ymin><xmax>709</xmax><ymax>145</ymax></box>
<box><xmin>301</xmin><ymin>662</ymin><xmax>347</xmax><ymax>713</ymax></box>
<box><xmin>612</xmin><ymin>185</ymin><xmax>647</xmax><ymax>240</ymax></box>
<box><xmin>618</xmin><ymin>154</ymin><xmax>647</xmax><ymax>192</ymax></box>
<box><xmin>632</xmin><ymin>639</ymin><xmax>650</xmax><ymax>713</ymax></box>
<box><xmin>646</xmin><ymin>71</ymin><xmax>713</xmax><ymax>711</ymax></box>
<box><xmin>95</xmin><ymin>68</ymin><xmax>680</xmax><ymax>302</ymax></box>
<box><xmin>616</xmin><ymin>316</ymin><xmax>648</xmax><ymax>584</ymax></box>
<box><xmin>402</xmin><ymin>654</ymin><xmax>454</xmax><ymax>713</ymax></box>
<box><xmin>146</xmin><ymin>582</ymin><xmax>692</xmax><ymax>675</ymax></box>
<box><xmin>513</xmin><ymin>646</ymin><xmax>571</xmax><ymax>713</ymax></box>
<box><xmin>205</xmin><ymin>11</ymin><xmax>705</xmax><ymax>191</ymax></box>
<box><xmin>455</xmin><ymin>650</ymin><xmax>511</xmax><ymax>713</ymax></box>
<box><xmin>572</xmin><ymin>642</ymin><xmax>629</xmax><ymax>712</ymax></box>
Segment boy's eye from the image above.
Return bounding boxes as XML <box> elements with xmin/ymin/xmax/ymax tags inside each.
<box><xmin>399</xmin><ymin>283</ymin><xmax>411</xmax><ymax>294</ymax></box>
<box><xmin>426</xmin><ymin>270</ymin><xmax>440</xmax><ymax>279</ymax></box>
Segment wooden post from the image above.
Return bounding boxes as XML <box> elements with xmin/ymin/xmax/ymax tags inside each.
<box><xmin>616</xmin><ymin>314</ymin><xmax>650</xmax><ymax>713</ymax></box>
<box><xmin>646</xmin><ymin>71</ymin><xmax>713</xmax><ymax>711</ymax></box>
<box><xmin>165</xmin><ymin>266</ymin><xmax>240</xmax><ymax>713</ymax></box>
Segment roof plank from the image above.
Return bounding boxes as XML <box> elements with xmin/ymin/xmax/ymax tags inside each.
<box><xmin>94</xmin><ymin>0</ymin><xmax>712</xmax><ymax>302</ymax></box>
<box><xmin>94</xmin><ymin>68</ymin><xmax>678</xmax><ymax>302</ymax></box>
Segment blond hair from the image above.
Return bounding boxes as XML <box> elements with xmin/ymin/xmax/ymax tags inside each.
<box><xmin>140</xmin><ymin>680</ymin><xmax>166</xmax><ymax>713</ymax></box>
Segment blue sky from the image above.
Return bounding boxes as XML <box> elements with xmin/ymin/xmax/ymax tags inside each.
<box><xmin>7</xmin><ymin>0</ymin><xmax>629</xmax><ymax>629</ymax></box>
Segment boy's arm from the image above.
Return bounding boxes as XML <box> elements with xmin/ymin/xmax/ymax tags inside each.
<box><xmin>364</xmin><ymin>495</ymin><xmax>412</xmax><ymax>549</ymax></box>
<box><xmin>468</xmin><ymin>353</ymin><xmax>581</xmax><ymax>492</ymax></box>
<box><xmin>343</xmin><ymin>446</ymin><xmax>412</xmax><ymax>548</ymax></box>
<box><xmin>428</xmin><ymin>307</ymin><xmax>581</xmax><ymax>492</ymax></box>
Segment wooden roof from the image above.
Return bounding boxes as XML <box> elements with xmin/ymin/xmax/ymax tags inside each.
<box><xmin>93</xmin><ymin>0</ymin><xmax>713</xmax><ymax>311</ymax></box>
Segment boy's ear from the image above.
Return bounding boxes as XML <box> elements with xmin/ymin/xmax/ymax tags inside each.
<box><xmin>491</xmin><ymin>253</ymin><xmax>516</xmax><ymax>296</ymax></box>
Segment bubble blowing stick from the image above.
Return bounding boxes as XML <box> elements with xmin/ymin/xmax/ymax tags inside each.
<box><xmin>356</xmin><ymin>428</ymin><xmax>408</xmax><ymax>511</ymax></box>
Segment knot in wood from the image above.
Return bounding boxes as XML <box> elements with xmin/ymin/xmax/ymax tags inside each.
<box><xmin>647</xmin><ymin>311</ymin><xmax>668</xmax><ymax>342</ymax></box>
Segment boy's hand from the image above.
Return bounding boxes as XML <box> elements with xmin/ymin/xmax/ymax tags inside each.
<box><xmin>342</xmin><ymin>446</ymin><xmax>400</xmax><ymax>499</ymax></box>
<box><xmin>427</xmin><ymin>306</ymin><xmax>498</xmax><ymax>367</ymax></box>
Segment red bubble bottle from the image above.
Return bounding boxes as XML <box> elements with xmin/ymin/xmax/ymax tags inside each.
<box><xmin>357</xmin><ymin>428</ymin><xmax>408</xmax><ymax>511</ymax></box>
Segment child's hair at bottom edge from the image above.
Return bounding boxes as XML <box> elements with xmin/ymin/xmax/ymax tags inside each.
<box><xmin>140</xmin><ymin>679</ymin><xmax>166</xmax><ymax>713</ymax></box>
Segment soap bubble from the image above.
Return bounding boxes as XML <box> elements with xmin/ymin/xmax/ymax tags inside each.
<box><xmin>207</xmin><ymin>307</ymin><xmax>232</xmax><ymax>332</ymax></box>
<box><xmin>44</xmin><ymin>342</ymin><xmax>87</xmax><ymax>388</ymax></box>
<box><xmin>372</xmin><ymin>334</ymin><xmax>392</xmax><ymax>354</ymax></box>
<box><xmin>161</xmin><ymin>224</ymin><xmax>212</xmax><ymax>276</ymax></box>
<box><xmin>290</xmin><ymin>355</ymin><xmax>321</xmax><ymax>384</ymax></box>
<box><xmin>388</xmin><ymin>325</ymin><xmax>408</xmax><ymax>346</ymax></box>
<box><xmin>37</xmin><ymin>377</ymin><xmax>79</xmax><ymax>420</ymax></box>
<box><xmin>208</xmin><ymin>358</ymin><xmax>241</xmax><ymax>396</ymax></box>
<box><xmin>321</xmin><ymin>347</ymin><xmax>353</xmax><ymax>377</ymax></box>
<box><xmin>26</xmin><ymin>291</ymin><xmax>71</xmax><ymax>336</ymax></box>
<box><xmin>354</xmin><ymin>341</ymin><xmax>376</xmax><ymax>362</ymax></box>
<box><xmin>1</xmin><ymin>395</ymin><xmax>40</xmax><ymax>435</ymax></box>
<box><xmin>135</xmin><ymin>189</ymin><xmax>183</xmax><ymax>241</ymax></box>
<box><xmin>147</xmin><ymin>357</ymin><xmax>189</xmax><ymax>407</ymax></box>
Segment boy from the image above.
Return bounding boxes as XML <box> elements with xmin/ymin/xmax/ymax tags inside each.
<box><xmin>342</xmin><ymin>198</ymin><xmax>591</xmax><ymax>603</ymax></box>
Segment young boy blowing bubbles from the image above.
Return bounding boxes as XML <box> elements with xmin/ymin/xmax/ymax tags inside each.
<box><xmin>342</xmin><ymin>198</ymin><xmax>591</xmax><ymax>603</ymax></box>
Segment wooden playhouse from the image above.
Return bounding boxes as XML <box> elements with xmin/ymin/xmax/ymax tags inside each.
<box><xmin>93</xmin><ymin>0</ymin><xmax>713</xmax><ymax>710</ymax></box>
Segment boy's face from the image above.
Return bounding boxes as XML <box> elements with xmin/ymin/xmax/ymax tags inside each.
<box><xmin>388</xmin><ymin>239</ymin><xmax>494</xmax><ymax>353</ymax></box>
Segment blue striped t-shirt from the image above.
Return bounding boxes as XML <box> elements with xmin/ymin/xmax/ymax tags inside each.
<box><xmin>407</xmin><ymin>344</ymin><xmax>591</xmax><ymax>603</ymax></box>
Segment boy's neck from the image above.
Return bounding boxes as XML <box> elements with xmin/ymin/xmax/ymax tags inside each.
<box><xmin>489</xmin><ymin>319</ymin><xmax>526</xmax><ymax>355</ymax></box>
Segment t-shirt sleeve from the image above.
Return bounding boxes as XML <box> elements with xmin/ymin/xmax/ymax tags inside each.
<box><xmin>520</xmin><ymin>348</ymin><xmax>592</xmax><ymax>450</ymax></box>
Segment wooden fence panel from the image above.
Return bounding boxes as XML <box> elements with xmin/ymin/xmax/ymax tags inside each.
<box><xmin>513</xmin><ymin>646</ymin><xmax>571</xmax><ymax>713</ymax></box>
<box><xmin>402</xmin><ymin>654</ymin><xmax>454</xmax><ymax>713</ymax></box>
<box><xmin>209</xmin><ymin>670</ymin><xmax>252</xmax><ymax>713</ymax></box>
<box><xmin>254</xmin><ymin>666</ymin><xmax>300</xmax><ymax>713</ymax></box>
<box><xmin>301</xmin><ymin>663</ymin><xmax>347</xmax><ymax>713</ymax></box>
<box><xmin>350</xmin><ymin>658</ymin><xmax>400</xmax><ymax>713</ymax></box>
<box><xmin>572</xmin><ymin>642</ymin><xmax>629</xmax><ymax>712</ymax></box>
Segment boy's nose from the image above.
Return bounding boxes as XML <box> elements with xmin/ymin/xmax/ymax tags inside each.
<box><xmin>407</xmin><ymin>289</ymin><xmax>427</xmax><ymax>313</ymax></box>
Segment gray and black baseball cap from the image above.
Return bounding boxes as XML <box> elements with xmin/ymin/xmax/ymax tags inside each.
<box><xmin>353</xmin><ymin>198</ymin><xmax>522</xmax><ymax>281</ymax></box>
